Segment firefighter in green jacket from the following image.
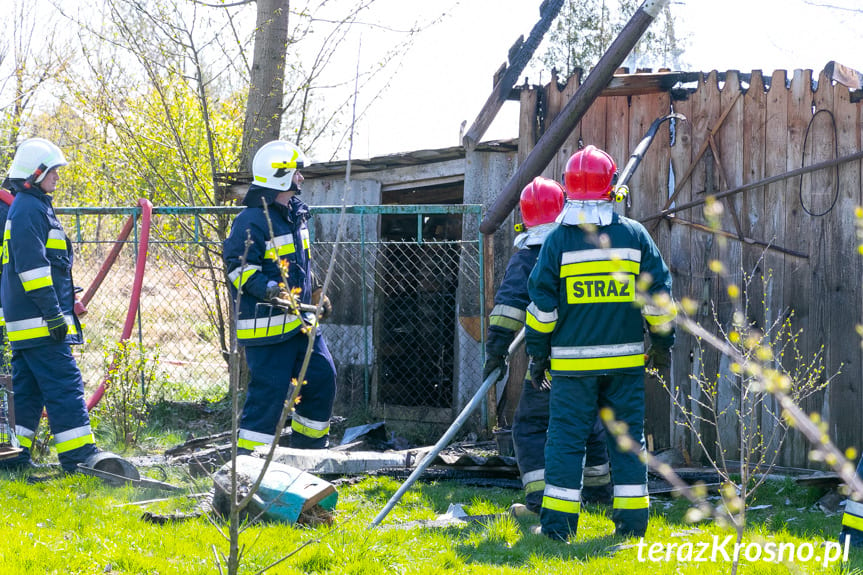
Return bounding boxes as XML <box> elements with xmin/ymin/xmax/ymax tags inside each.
<box><xmin>525</xmin><ymin>145</ymin><xmax>676</xmax><ymax>541</ymax></box>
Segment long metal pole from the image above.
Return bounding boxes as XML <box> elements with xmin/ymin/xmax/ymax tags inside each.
<box><xmin>479</xmin><ymin>0</ymin><xmax>671</xmax><ymax>235</ymax></box>
<box><xmin>369</xmin><ymin>328</ymin><xmax>526</xmax><ymax>528</ymax></box>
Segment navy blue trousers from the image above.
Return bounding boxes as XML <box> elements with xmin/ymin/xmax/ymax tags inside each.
<box><xmin>541</xmin><ymin>372</ymin><xmax>648</xmax><ymax>540</ymax></box>
<box><xmin>512</xmin><ymin>377</ymin><xmax>611</xmax><ymax>512</ymax></box>
<box><xmin>10</xmin><ymin>344</ymin><xmax>97</xmax><ymax>472</ymax></box>
<box><xmin>241</xmin><ymin>333</ymin><xmax>336</xmax><ymax>449</ymax></box>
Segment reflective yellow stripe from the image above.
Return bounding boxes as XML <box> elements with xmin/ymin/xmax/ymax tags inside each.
<box><xmin>231</xmin><ymin>267</ymin><xmax>258</xmax><ymax>289</ymax></box>
<box><xmin>292</xmin><ymin>419</ymin><xmax>329</xmax><ymax>439</ymax></box>
<box><xmin>525</xmin><ymin>480</ymin><xmax>546</xmax><ymax>495</ymax></box>
<box><xmin>490</xmin><ymin>315</ymin><xmax>524</xmax><ymax>331</ymax></box>
<box><xmin>644</xmin><ymin>304</ymin><xmax>678</xmax><ymax>326</ymax></box>
<box><xmin>17</xmin><ymin>435</ymin><xmax>32</xmax><ymax>449</ymax></box>
<box><xmin>7</xmin><ymin>322</ymin><xmax>78</xmax><ymax>342</ymax></box>
<box><xmin>237</xmin><ymin>317</ymin><xmax>302</xmax><ymax>340</ymax></box>
<box><xmin>551</xmin><ymin>353</ymin><xmax>644</xmax><ymax>371</ymax></box>
<box><xmin>238</xmin><ymin>437</ymin><xmax>264</xmax><ymax>451</ymax></box>
<box><xmin>560</xmin><ymin>259</ymin><xmax>640</xmax><ymax>277</ymax></box>
<box><xmin>55</xmin><ymin>432</ymin><xmax>95</xmax><ymax>454</ymax></box>
<box><xmin>613</xmin><ymin>496</ymin><xmax>649</xmax><ymax>510</ymax></box>
<box><xmin>45</xmin><ymin>238</ymin><xmax>66</xmax><ymax>250</ymax></box>
<box><xmin>843</xmin><ymin>513</ymin><xmax>863</xmax><ymax>531</ymax></box>
<box><xmin>22</xmin><ymin>276</ymin><xmax>53</xmax><ymax>291</ymax></box>
<box><xmin>264</xmin><ymin>243</ymin><xmax>296</xmax><ymax>259</ymax></box>
<box><xmin>526</xmin><ymin>313</ymin><xmax>556</xmax><ymax>334</ymax></box>
<box><xmin>542</xmin><ymin>496</ymin><xmax>581</xmax><ymax>514</ymax></box>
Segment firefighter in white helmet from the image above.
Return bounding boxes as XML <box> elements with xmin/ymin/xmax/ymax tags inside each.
<box><xmin>223</xmin><ymin>140</ymin><xmax>336</xmax><ymax>451</ymax></box>
<box><xmin>0</xmin><ymin>138</ymin><xmax>116</xmax><ymax>473</ymax></box>
<box><xmin>484</xmin><ymin>177</ymin><xmax>612</xmax><ymax>517</ymax></box>
<box><xmin>525</xmin><ymin>145</ymin><xmax>676</xmax><ymax>541</ymax></box>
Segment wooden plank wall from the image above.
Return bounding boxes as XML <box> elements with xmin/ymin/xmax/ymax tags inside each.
<box><xmin>517</xmin><ymin>69</ymin><xmax>863</xmax><ymax>467</ymax></box>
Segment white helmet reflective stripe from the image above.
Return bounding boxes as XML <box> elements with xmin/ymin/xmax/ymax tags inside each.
<box><xmin>251</xmin><ymin>140</ymin><xmax>307</xmax><ymax>191</ymax></box>
<box><xmin>8</xmin><ymin>138</ymin><xmax>68</xmax><ymax>183</ymax></box>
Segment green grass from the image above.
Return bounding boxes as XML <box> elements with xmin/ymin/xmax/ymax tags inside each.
<box><xmin>1</xmin><ymin>470</ymin><xmax>862</xmax><ymax>574</ymax></box>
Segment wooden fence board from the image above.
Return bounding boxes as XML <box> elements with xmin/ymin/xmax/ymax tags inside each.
<box><xmin>761</xmin><ymin>70</ymin><xmax>789</xmax><ymax>463</ymax></box>
<box><xmin>684</xmin><ymin>72</ymin><xmax>721</xmax><ymax>464</ymax></box>
<box><xmin>806</xmin><ymin>70</ymin><xmax>834</xmax><ymax>442</ymax></box>
<box><xmin>828</xmin><ymin>81</ymin><xmax>863</xmax><ymax>452</ymax></box>
<box><xmin>667</xmin><ymin>95</ymin><xmax>696</xmax><ymax>460</ymax></box>
<box><xmin>781</xmin><ymin>69</ymin><xmax>814</xmax><ymax>466</ymax></box>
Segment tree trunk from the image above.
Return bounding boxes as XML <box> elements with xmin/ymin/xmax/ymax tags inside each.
<box><xmin>239</xmin><ymin>0</ymin><xmax>289</xmax><ymax>172</ymax></box>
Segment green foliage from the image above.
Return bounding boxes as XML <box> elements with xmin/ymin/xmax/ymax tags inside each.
<box><xmin>94</xmin><ymin>340</ymin><xmax>169</xmax><ymax>449</ymax></box>
<box><xmin>541</xmin><ymin>0</ymin><xmax>686</xmax><ymax>76</ymax></box>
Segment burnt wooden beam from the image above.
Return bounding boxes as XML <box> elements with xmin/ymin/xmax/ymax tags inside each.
<box><xmin>462</xmin><ymin>0</ymin><xmax>565</xmax><ymax>149</ymax></box>
<box><xmin>481</xmin><ymin>0</ymin><xmax>672</xmax><ymax>234</ymax></box>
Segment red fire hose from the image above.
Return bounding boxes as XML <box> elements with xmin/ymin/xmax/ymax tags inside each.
<box><xmin>85</xmin><ymin>198</ymin><xmax>152</xmax><ymax>410</ymax></box>
<box><xmin>0</xmin><ymin>191</ymin><xmax>152</xmax><ymax>411</ymax></box>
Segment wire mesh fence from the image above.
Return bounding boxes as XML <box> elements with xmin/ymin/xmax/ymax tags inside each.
<box><xmin>49</xmin><ymin>204</ymin><xmax>486</xmax><ymax>425</ymax></box>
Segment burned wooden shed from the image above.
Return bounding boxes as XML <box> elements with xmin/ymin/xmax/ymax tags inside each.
<box><xmin>507</xmin><ymin>63</ymin><xmax>863</xmax><ymax>467</ymax></box>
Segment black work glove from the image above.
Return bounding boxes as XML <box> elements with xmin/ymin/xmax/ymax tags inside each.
<box><xmin>646</xmin><ymin>345</ymin><xmax>671</xmax><ymax>370</ymax></box>
<box><xmin>482</xmin><ymin>351</ymin><xmax>507</xmax><ymax>383</ymax></box>
<box><xmin>45</xmin><ymin>314</ymin><xmax>68</xmax><ymax>342</ymax></box>
<box><xmin>529</xmin><ymin>356</ymin><xmax>551</xmax><ymax>391</ymax></box>
<box><xmin>311</xmin><ymin>288</ymin><xmax>332</xmax><ymax>320</ymax></box>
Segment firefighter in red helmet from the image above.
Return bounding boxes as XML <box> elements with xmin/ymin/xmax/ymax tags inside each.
<box><xmin>525</xmin><ymin>146</ymin><xmax>676</xmax><ymax>541</ymax></box>
<box><xmin>484</xmin><ymin>176</ymin><xmax>612</xmax><ymax>517</ymax></box>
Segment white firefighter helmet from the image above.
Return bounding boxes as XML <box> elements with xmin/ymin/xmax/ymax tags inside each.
<box><xmin>8</xmin><ymin>138</ymin><xmax>68</xmax><ymax>183</ymax></box>
<box><xmin>251</xmin><ymin>140</ymin><xmax>307</xmax><ymax>191</ymax></box>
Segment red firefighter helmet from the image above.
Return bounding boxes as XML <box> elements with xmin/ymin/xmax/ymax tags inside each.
<box><xmin>519</xmin><ymin>176</ymin><xmax>565</xmax><ymax>228</ymax></box>
<box><xmin>564</xmin><ymin>145</ymin><xmax>617</xmax><ymax>201</ymax></box>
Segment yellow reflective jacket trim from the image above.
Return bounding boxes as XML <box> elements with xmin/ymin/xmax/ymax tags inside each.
<box><xmin>46</xmin><ymin>229</ymin><xmax>67</xmax><ymax>250</ymax></box>
<box><xmin>560</xmin><ymin>259</ymin><xmax>640</xmax><ymax>277</ymax></box>
<box><xmin>228</xmin><ymin>265</ymin><xmax>261</xmax><ymax>289</ymax></box>
<box><xmin>236</xmin><ymin>314</ymin><xmax>302</xmax><ymax>340</ymax></box>
<box><xmin>19</xmin><ymin>266</ymin><xmax>53</xmax><ymax>292</ymax></box>
<box><xmin>551</xmin><ymin>353</ymin><xmax>644</xmax><ymax>372</ymax></box>
<box><xmin>6</xmin><ymin>316</ymin><xmax>78</xmax><ymax>342</ymax></box>
<box><xmin>643</xmin><ymin>302</ymin><xmax>678</xmax><ymax>326</ymax></box>
<box><xmin>17</xmin><ymin>434</ymin><xmax>32</xmax><ymax>449</ymax></box>
<box><xmin>265</xmin><ymin>234</ymin><xmax>296</xmax><ymax>260</ymax></box>
<box><xmin>490</xmin><ymin>304</ymin><xmax>526</xmax><ymax>331</ymax></box>
<box><xmin>613</xmin><ymin>495</ymin><xmax>650</xmax><ymax>510</ymax></box>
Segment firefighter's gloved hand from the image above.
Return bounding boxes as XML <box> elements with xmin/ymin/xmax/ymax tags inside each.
<box><xmin>311</xmin><ymin>288</ymin><xmax>332</xmax><ymax>320</ymax></box>
<box><xmin>482</xmin><ymin>351</ymin><xmax>507</xmax><ymax>383</ymax></box>
<box><xmin>646</xmin><ymin>345</ymin><xmax>671</xmax><ymax>370</ymax></box>
<box><xmin>45</xmin><ymin>314</ymin><xmax>68</xmax><ymax>342</ymax></box>
<box><xmin>529</xmin><ymin>356</ymin><xmax>551</xmax><ymax>391</ymax></box>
